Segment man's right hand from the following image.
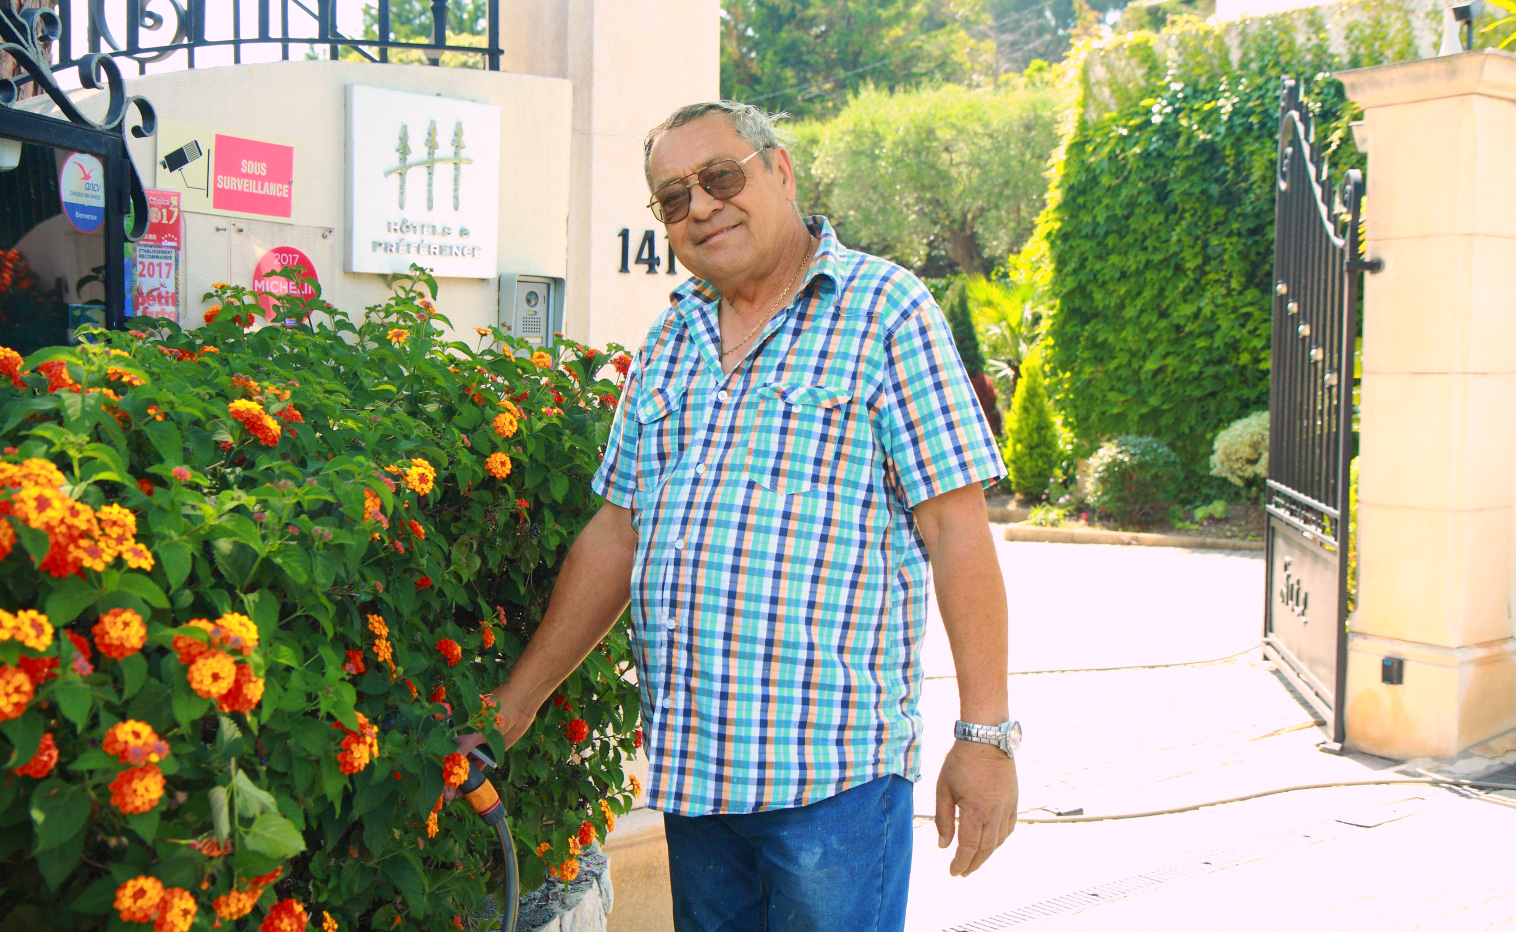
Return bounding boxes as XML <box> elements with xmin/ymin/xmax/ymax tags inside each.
<box><xmin>445</xmin><ymin>692</ymin><xmax>535</xmax><ymax>799</ymax></box>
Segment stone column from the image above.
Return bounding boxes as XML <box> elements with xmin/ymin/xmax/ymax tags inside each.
<box><xmin>499</xmin><ymin>0</ymin><xmax>721</xmax><ymax>351</ymax></box>
<box><xmin>1340</xmin><ymin>50</ymin><xmax>1516</xmax><ymax>760</ymax></box>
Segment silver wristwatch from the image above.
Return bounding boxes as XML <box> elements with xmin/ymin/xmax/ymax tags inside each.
<box><xmin>954</xmin><ymin>719</ymin><xmax>1021</xmax><ymax>759</ymax></box>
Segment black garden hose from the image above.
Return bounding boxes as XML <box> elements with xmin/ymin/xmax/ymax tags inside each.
<box><xmin>459</xmin><ymin>747</ymin><xmax>519</xmax><ymax>932</ymax></box>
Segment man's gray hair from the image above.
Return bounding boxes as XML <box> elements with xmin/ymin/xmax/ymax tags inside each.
<box><xmin>643</xmin><ymin>101</ymin><xmax>789</xmax><ymax>190</ymax></box>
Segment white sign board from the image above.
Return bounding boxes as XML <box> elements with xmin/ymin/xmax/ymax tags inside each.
<box><xmin>346</xmin><ymin>85</ymin><xmax>500</xmax><ymax>279</ymax></box>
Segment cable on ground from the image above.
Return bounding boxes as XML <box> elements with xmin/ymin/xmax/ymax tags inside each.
<box><xmin>923</xmin><ymin>643</ymin><xmax>1265</xmax><ymax>681</ymax></box>
<box><xmin>910</xmin><ymin>777</ymin><xmax>1516</xmax><ymax>824</ymax></box>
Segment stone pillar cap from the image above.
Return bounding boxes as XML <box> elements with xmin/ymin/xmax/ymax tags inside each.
<box><xmin>1338</xmin><ymin>48</ymin><xmax>1516</xmax><ymax>109</ymax></box>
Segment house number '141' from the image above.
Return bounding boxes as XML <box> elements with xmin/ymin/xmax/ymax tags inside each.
<box><xmin>618</xmin><ymin>229</ymin><xmax>679</xmax><ymax>275</ymax></box>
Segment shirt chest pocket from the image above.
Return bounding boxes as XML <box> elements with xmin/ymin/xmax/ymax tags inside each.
<box><xmin>632</xmin><ymin>382</ymin><xmax>689</xmax><ymax>494</ymax></box>
<box><xmin>746</xmin><ymin>382</ymin><xmax>854</xmax><ymax>495</ymax></box>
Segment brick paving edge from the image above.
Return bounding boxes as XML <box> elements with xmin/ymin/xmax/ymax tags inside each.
<box><xmin>1003</xmin><ymin>525</ymin><xmax>1264</xmax><ymax>552</ymax></box>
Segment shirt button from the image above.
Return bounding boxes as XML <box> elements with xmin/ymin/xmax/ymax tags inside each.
<box><xmin>664</xmin><ymin>617</ymin><xmax>676</xmax><ymax>630</ymax></box>
<box><xmin>695</xmin><ymin>464</ymin><xmax>707</xmax><ymax>476</ymax></box>
<box><xmin>717</xmin><ymin>390</ymin><xmax>729</xmax><ymax>402</ymax></box>
<box><xmin>674</xmin><ymin>538</ymin><xmax>685</xmax><ymax>550</ymax></box>
<box><xmin>661</xmin><ymin>697</ymin><xmax>671</xmax><ymax>709</ymax></box>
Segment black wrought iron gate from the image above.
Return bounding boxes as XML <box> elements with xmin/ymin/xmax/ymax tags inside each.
<box><xmin>1263</xmin><ymin>79</ymin><xmax>1378</xmax><ymax>749</ymax></box>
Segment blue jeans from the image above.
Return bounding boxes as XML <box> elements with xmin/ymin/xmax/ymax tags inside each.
<box><xmin>664</xmin><ymin>775</ymin><xmax>914</xmax><ymax>932</ymax></box>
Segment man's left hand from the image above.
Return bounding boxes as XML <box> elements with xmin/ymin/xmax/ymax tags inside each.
<box><xmin>935</xmin><ymin>740</ymin><xmax>1019</xmax><ymax>877</ymax></box>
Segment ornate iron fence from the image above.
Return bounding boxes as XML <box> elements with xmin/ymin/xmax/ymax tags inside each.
<box><xmin>1262</xmin><ymin>77</ymin><xmax>1381</xmax><ymax>750</ymax></box>
<box><xmin>2</xmin><ymin>0</ymin><xmax>156</xmax><ymax>331</ymax></box>
<box><xmin>4</xmin><ymin>0</ymin><xmax>500</xmax><ymax>85</ymax></box>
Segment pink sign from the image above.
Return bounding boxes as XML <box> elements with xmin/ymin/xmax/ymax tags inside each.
<box><xmin>212</xmin><ymin>134</ymin><xmax>294</xmax><ymax>218</ymax></box>
<box><xmin>141</xmin><ymin>189</ymin><xmax>181</xmax><ymax>248</ymax></box>
<box><xmin>252</xmin><ymin>246</ymin><xmax>319</xmax><ymax>318</ymax></box>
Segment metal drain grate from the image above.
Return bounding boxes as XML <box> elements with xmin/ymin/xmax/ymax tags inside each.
<box><xmin>1474</xmin><ymin>762</ymin><xmax>1516</xmax><ymax>786</ymax></box>
<box><xmin>935</xmin><ymin>806</ymin><xmax>1418</xmax><ymax>931</ymax></box>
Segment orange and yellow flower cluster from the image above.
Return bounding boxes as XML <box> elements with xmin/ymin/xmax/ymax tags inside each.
<box><xmin>0</xmin><ymin>663</ymin><xmax>33</xmax><ymax>721</ymax></box>
<box><xmin>261</xmin><ymin>897</ymin><xmax>309</xmax><ymax>932</ymax></box>
<box><xmin>104</xmin><ymin>720</ymin><xmax>173</xmax><ymax>814</ymax></box>
<box><xmin>335</xmin><ymin>711</ymin><xmax>380</xmax><ymax>775</ymax></box>
<box><xmin>441</xmin><ymin>752</ymin><xmax>470</xmax><ymax>787</ymax></box>
<box><xmin>402</xmin><ymin>458</ymin><xmax>436</xmax><ymax>496</ymax></box>
<box><xmin>435</xmin><ymin>638</ymin><xmax>461</xmax><ymax>667</ymax></box>
<box><xmin>93</xmin><ymin>607</ymin><xmax>147</xmax><ymax>660</ymax></box>
<box><xmin>104</xmin><ymin>720</ymin><xmax>171</xmax><ymax>765</ymax></box>
<box><xmin>485</xmin><ymin>452</ymin><xmax>513</xmax><ymax>479</ymax></box>
<box><xmin>0</xmin><ymin>458</ymin><xmax>155</xmax><ymax>576</ymax></box>
<box><xmin>366</xmin><ymin>614</ymin><xmax>396</xmax><ymax>676</ymax></box>
<box><xmin>211</xmin><ymin>868</ymin><xmax>284</xmax><ymax>922</ymax></box>
<box><xmin>492</xmin><ymin>410</ymin><xmax>519</xmax><ymax>439</ymax></box>
<box><xmin>109</xmin><ymin>761</ymin><xmax>167</xmax><ymax>815</ymax></box>
<box><xmin>114</xmin><ymin>875</ymin><xmax>198</xmax><ymax>931</ymax></box>
<box><xmin>228</xmin><ymin>399</ymin><xmax>283</xmax><ymax>446</ymax></box>
<box><xmin>171</xmin><ymin>613</ymin><xmax>264</xmax><ymax>712</ymax></box>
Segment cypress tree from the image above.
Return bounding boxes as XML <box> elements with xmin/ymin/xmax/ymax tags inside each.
<box><xmin>1005</xmin><ymin>349</ymin><xmax>1060</xmax><ymax>500</ymax></box>
<box><xmin>944</xmin><ymin>281</ymin><xmax>985</xmax><ymax>377</ymax></box>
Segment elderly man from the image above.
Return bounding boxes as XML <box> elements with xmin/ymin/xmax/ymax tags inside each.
<box><xmin>466</xmin><ymin>101</ymin><xmax>1018</xmax><ymax>931</ymax></box>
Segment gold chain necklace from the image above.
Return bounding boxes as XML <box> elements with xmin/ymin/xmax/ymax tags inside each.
<box><xmin>719</xmin><ymin>235</ymin><xmax>817</xmax><ymax>360</ymax></box>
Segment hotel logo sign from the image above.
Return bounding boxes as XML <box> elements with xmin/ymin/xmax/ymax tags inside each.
<box><xmin>346</xmin><ymin>85</ymin><xmax>500</xmax><ymax>279</ymax></box>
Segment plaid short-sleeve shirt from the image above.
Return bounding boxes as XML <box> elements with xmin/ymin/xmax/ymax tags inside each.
<box><xmin>592</xmin><ymin>216</ymin><xmax>1003</xmax><ymax>816</ymax></box>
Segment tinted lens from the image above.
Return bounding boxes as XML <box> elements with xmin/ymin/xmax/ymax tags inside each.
<box><xmin>699</xmin><ymin>162</ymin><xmax>747</xmax><ymax>199</ymax></box>
<box><xmin>652</xmin><ymin>185</ymin><xmax>691</xmax><ymax>223</ymax></box>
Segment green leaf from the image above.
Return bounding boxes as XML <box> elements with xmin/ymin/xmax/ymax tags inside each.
<box><xmin>241</xmin><ymin>812</ymin><xmax>306</xmax><ymax>860</ymax></box>
<box><xmin>126</xmin><ymin>807</ymin><xmax>160</xmax><ymax>845</ymax></box>
<box><xmin>29</xmin><ymin>779</ymin><xmax>91</xmax><ymax>850</ymax></box>
<box><xmin>379</xmin><ymin>847</ymin><xmax>428</xmax><ymax>910</ymax></box>
<box><xmin>34</xmin><ymin>823</ymin><xmax>85</xmax><ymax>891</ymax></box>
<box><xmin>43</xmin><ymin>578</ymin><xmax>99</xmax><ymax>627</ymax></box>
<box><xmin>49</xmin><ymin>679</ymin><xmax>88</xmax><ymax>731</ymax></box>
<box><xmin>158</xmin><ymin>541</ymin><xmax>193</xmax><ymax>592</ymax></box>
<box><xmin>0</xmin><ymin>710</ymin><xmax>44</xmax><ymax>767</ymax></box>
<box><xmin>70</xmin><ymin>876</ymin><xmax>119</xmax><ymax>915</ymax></box>
<box><xmin>209</xmin><ymin>785</ymin><xmax>231</xmax><ymax>841</ymax></box>
<box><xmin>66</xmin><ymin>748</ymin><xmax>116</xmax><ymax>771</ymax></box>
<box><xmin>269</xmin><ymin>547</ymin><xmax>310</xmax><ymax>584</ymax></box>
<box><xmin>142</xmin><ymin>420</ymin><xmax>185</xmax><ymax>466</ymax></box>
<box><xmin>244</xmin><ymin>589</ymin><xmax>280</xmax><ymax>639</ymax></box>
<box><xmin>233</xmin><ymin>768</ymin><xmax>278</xmax><ymax>819</ymax></box>
<box><xmin>113</xmin><ymin>572</ymin><xmax>169</xmax><ymax>609</ymax></box>
<box><xmin>172</xmin><ymin>689</ymin><xmax>211</xmax><ymax>734</ymax></box>
<box><xmin>119</xmin><ymin>652</ymin><xmax>148</xmax><ymax>700</ymax></box>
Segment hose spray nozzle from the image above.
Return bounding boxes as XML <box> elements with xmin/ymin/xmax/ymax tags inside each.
<box><xmin>458</xmin><ymin>747</ymin><xmax>507</xmax><ymax>827</ymax></box>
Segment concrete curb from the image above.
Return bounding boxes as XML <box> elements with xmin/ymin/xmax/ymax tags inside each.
<box><xmin>986</xmin><ymin>506</ymin><xmax>1031</xmax><ymax>524</ymax></box>
<box><xmin>1003</xmin><ymin>524</ymin><xmax>1265</xmax><ymax>552</ymax></box>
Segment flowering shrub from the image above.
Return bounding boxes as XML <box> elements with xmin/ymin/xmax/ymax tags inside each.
<box><xmin>0</xmin><ymin>268</ymin><xmax>640</xmax><ymax>929</ymax></box>
<box><xmin>1086</xmin><ymin>435</ymin><xmax>1182</xmax><ymax>524</ymax></box>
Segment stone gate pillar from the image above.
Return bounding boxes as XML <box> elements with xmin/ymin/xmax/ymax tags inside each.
<box><xmin>1340</xmin><ymin>50</ymin><xmax>1516</xmax><ymax>760</ymax></box>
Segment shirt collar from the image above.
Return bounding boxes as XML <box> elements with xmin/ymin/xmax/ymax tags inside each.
<box><xmin>667</xmin><ymin>215</ymin><xmax>847</xmax><ymax>324</ymax></box>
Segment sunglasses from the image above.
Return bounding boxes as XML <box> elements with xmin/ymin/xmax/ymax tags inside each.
<box><xmin>648</xmin><ymin>147</ymin><xmax>770</xmax><ymax>224</ymax></box>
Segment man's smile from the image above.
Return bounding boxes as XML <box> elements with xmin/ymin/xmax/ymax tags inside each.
<box><xmin>693</xmin><ymin>222</ymin><xmax>740</xmax><ymax>245</ymax></box>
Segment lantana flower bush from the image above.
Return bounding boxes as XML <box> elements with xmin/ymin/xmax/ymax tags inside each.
<box><xmin>0</xmin><ymin>267</ymin><xmax>641</xmax><ymax>930</ymax></box>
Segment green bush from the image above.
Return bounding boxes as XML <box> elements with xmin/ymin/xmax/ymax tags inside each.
<box><xmin>1087</xmin><ymin>435</ymin><xmax>1182</xmax><ymax>524</ymax></box>
<box><xmin>1028</xmin><ymin>8</ymin><xmax>1426</xmax><ymax>466</ymax></box>
<box><xmin>1003</xmin><ymin>350</ymin><xmax>1060</xmax><ymax>501</ymax></box>
<box><xmin>1209</xmin><ymin>410</ymin><xmax>1269</xmax><ymax>497</ymax></box>
<box><xmin>0</xmin><ymin>268</ymin><xmax>639</xmax><ymax>930</ymax></box>
<box><xmin>944</xmin><ymin>281</ymin><xmax>986</xmax><ymax>378</ymax></box>
<box><xmin>1027</xmin><ymin>502</ymin><xmax>1068</xmax><ymax>528</ymax></box>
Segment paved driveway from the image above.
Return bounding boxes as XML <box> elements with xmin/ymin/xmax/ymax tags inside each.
<box><xmin>907</xmin><ymin>540</ymin><xmax>1516</xmax><ymax>932</ymax></box>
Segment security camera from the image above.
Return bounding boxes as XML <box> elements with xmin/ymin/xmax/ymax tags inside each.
<box><xmin>159</xmin><ymin>140</ymin><xmax>203</xmax><ymax>173</ymax></box>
